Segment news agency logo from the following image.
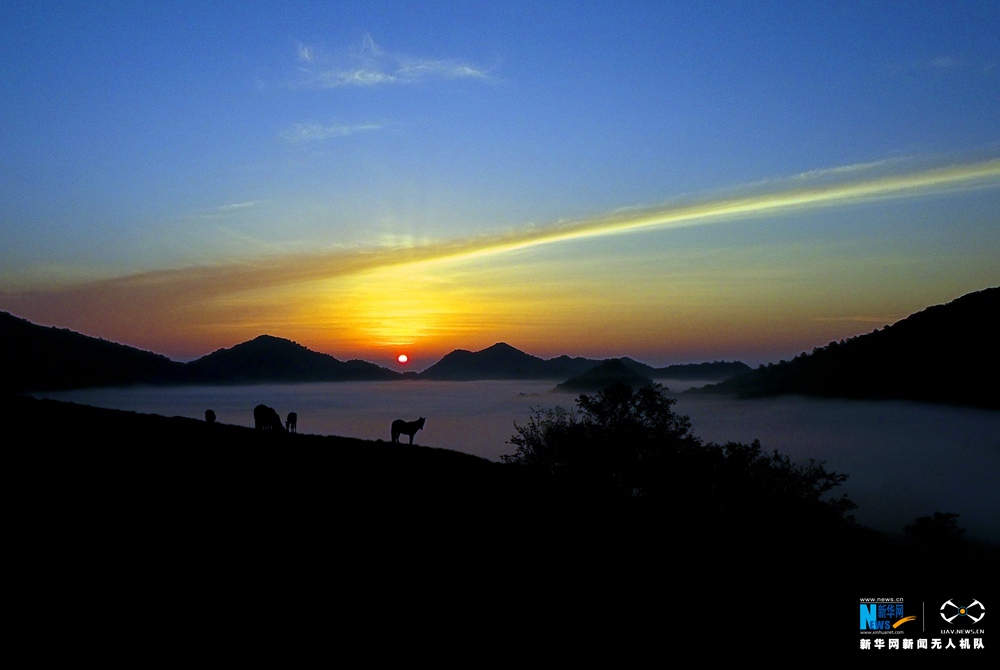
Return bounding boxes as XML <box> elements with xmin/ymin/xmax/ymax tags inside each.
<box><xmin>940</xmin><ymin>599</ymin><xmax>985</xmax><ymax>624</ymax></box>
<box><xmin>860</xmin><ymin>601</ymin><xmax>915</xmax><ymax>630</ymax></box>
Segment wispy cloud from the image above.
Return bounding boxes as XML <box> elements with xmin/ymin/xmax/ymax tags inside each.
<box><xmin>179</xmin><ymin>200</ymin><xmax>263</xmax><ymax>221</ymax></box>
<box><xmin>930</xmin><ymin>55</ymin><xmax>960</xmax><ymax>70</ymax></box>
<box><xmin>886</xmin><ymin>53</ymin><xmax>997</xmax><ymax>77</ymax></box>
<box><xmin>280</xmin><ymin>122</ymin><xmax>382</xmax><ymax>143</ymax></box>
<box><xmin>788</xmin><ymin>159</ymin><xmax>902</xmax><ymax>182</ymax></box>
<box><xmin>294</xmin><ymin>33</ymin><xmax>491</xmax><ymax>89</ymax></box>
<box><xmin>218</xmin><ymin>200</ymin><xmax>259</xmax><ymax>211</ymax></box>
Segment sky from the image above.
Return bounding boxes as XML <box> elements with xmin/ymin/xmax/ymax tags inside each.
<box><xmin>2</xmin><ymin>1</ymin><xmax>998</xmax><ymax>370</ymax></box>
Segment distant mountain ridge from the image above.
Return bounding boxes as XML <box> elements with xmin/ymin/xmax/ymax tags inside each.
<box><xmin>694</xmin><ymin>287</ymin><xmax>999</xmax><ymax>409</ymax></box>
<box><xmin>417</xmin><ymin>342</ymin><xmax>596</xmax><ymax>380</ymax></box>
<box><xmin>186</xmin><ymin>335</ymin><xmax>400</xmax><ymax>383</ymax></box>
<box><xmin>0</xmin><ymin>310</ymin><xmax>765</xmax><ymax>392</ymax></box>
<box><xmin>10</xmin><ymin>285</ymin><xmax>991</xmax><ymax>403</ymax></box>
<box><xmin>555</xmin><ymin>358</ymin><xmax>655</xmax><ymax>393</ymax></box>
<box><xmin>642</xmin><ymin>360</ymin><xmax>751</xmax><ymax>380</ymax></box>
<box><xmin>417</xmin><ymin>341</ymin><xmax>749</xmax><ymax>381</ymax></box>
<box><xmin>0</xmin><ymin>314</ymin><xmax>400</xmax><ymax>390</ymax></box>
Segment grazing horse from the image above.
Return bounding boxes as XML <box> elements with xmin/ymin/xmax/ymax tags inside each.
<box><xmin>285</xmin><ymin>412</ymin><xmax>297</xmax><ymax>433</ymax></box>
<box><xmin>391</xmin><ymin>417</ymin><xmax>426</xmax><ymax>444</ymax></box>
<box><xmin>254</xmin><ymin>404</ymin><xmax>284</xmax><ymax>431</ymax></box>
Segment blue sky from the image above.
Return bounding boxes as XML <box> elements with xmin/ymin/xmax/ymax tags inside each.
<box><xmin>1</xmin><ymin>1</ymin><xmax>998</xmax><ymax>367</ymax></box>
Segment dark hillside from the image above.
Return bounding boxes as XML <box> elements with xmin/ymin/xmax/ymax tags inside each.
<box><xmin>0</xmin><ymin>311</ymin><xmax>184</xmax><ymax>391</ymax></box>
<box><xmin>9</xmin><ymin>393</ymin><xmax>994</xmax><ymax>654</ymax></box>
<box><xmin>10</xmin><ymin>393</ymin><xmax>533</xmax><ymax>586</ymax></box>
<box><xmin>648</xmin><ymin>360</ymin><xmax>751</xmax><ymax>380</ymax></box>
<box><xmin>695</xmin><ymin>287</ymin><xmax>999</xmax><ymax>408</ymax></box>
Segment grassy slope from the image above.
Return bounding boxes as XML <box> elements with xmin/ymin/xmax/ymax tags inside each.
<box><xmin>10</xmin><ymin>393</ymin><xmax>995</xmax><ymax>656</ymax></box>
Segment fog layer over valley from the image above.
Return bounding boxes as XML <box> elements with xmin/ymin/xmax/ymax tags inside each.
<box><xmin>38</xmin><ymin>380</ymin><xmax>1000</xmax><ymax>544</ymax></box>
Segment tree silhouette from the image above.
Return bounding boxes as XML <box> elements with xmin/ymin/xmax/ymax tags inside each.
<box><xmin>503</xmin><ymin>383</ymin><xmax>856</xmax><ymax>532</ymax></box>
<box><xmin>504</xmin><ymin>383</ymin><xmax>699</xmax><ymax>500</ymax></box>
<box><xmin>904</xmin><ymin>512</ymin><xmax>966</xmax><ymax>549</ymax></box>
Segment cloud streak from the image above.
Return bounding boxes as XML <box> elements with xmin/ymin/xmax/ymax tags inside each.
<box><xmin>218</xmin><ymin>200</ymin><xmax>259</xmax><ymax>211</ymax></box>
<box><xmin>294</xmin><ymin>34</ymin><xmax>490</xmax><ymax>89</ymax></box>
<box><xmin>2</xmin><ymin>156</ymin><xmax>998</xmax><ymax>353</ymax></box>
<box><xmin>12</xmin><ymin>157</ymin><xmax>1000</xmax><ymax>289</ymax></box>
<box><xmin>408</xmin><ymin>157</ymin><xmax>1000</xmax><ymax>266</ymax></box>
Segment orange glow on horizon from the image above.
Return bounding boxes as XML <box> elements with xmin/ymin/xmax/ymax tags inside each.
<box><xmin>1</xmin><ymin>157</ymin><xmax>996</xmax><ymax>367</ymax></box>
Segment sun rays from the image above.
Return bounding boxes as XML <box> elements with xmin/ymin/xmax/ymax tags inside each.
<box><xmin>2</xmin><ymin>156</ymin><xmax>998</xmax><ymax>362</ymax></box>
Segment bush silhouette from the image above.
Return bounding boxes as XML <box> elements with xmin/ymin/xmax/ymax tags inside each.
<box><xmin>904</xmin><ymin>512</ymin><xmax>966</xmax><ymax>548</ymax></box>
<box><xmin>504</xmin><ymin>383</ymin><xmax>698</xmax><ymax>499</ymax></box>
<box><xmin>503</xmin><ymin>383</ymin><xmax>856</xmax><ymax>532</ymax></box>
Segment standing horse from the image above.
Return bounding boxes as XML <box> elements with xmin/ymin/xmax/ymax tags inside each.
<box><xmin>285</xmin><ymin>412</ymin><xmax>297</xmax><ymax>433</ymax></box>
<box><xmin>391</xmin><ymin>417</ymin><xmax>426</xmax><ymax>444</ymax></box>
<box><xmin>254</xmin><ymin>404</ymin><xmax>284</xmax><ymax>431</ymax></box>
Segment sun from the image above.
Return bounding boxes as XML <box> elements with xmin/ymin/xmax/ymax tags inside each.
<box><xmin>397</xmin><ymin>354</ymin><xmax>409</xmax><ymax>364</ymax></box>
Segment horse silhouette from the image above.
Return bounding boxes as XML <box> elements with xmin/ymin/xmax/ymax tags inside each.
<box><xmin>285</xmin><ymin>412</ymin><xmax>297</xmax><ymax>433</ymax></box>
<box><xmin>391</xmin><ymin>417</ymin><xmax>426</xmax><ymax>444</ymax></box>
<box><xmin>254</xmin><ymin>404</ymin><xmax>284</xmax><ymax>431</ymax></box>
<box><xmin>205</xmin><ymin>409</ymin><xmax>216</xmax><ymax>424</ymax></box>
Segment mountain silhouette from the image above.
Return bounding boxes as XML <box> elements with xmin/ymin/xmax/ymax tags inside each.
<box><xmin>0</xmin><ymin>309</ymin><xmax>761</xmax><ymax>392</ymax></box>
<box><xmin>695</xmin><ymin>287</ymin><xmax>999</xmax><ymax>409</ymax></box>
<box><xmin>555</xmin><ymin>358</ymin><xmax>655</xmax><ymax>392</ymax></box>
<box><xmin>418</xmin><ymin>342</ymin><xmax>596</xmax><ymax>380</ymax></box>
<box><xmin>0</xmin><ymin>316</ymin><xmax>400</xmax><ymax>390</ymax></box>
<box><xmin>614</xmin><ymin>357</ymin><xmax>750</xmax><ymax>380</ymax></box>
<box><xmin>642</xmin><ymin>360</ymin><xmax>751</xmax><ymax>380</ymax></box>
<box><xmin>0</xmin><ymin>311</ymin><xmax>184</xmax><ymax>391</ymax></box>
<box><xmin>418</xmin><ymin>342</ymin><xmax>750</xmax><ymax>382</ymax></box>
<box><xmin>185</xmin><ymin>335</ymin><xmax>401</xmax><ymax>383</ymax></box>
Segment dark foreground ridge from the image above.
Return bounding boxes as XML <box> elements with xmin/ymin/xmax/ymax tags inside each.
<box><xmin>10</xmin><ymin>392</ymin><xmax>995</xmax><ymax>655</ymax></box>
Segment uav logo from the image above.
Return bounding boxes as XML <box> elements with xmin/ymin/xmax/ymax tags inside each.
<box><xmin>940</xmin><ymin>599</ymin><xmax>985</xmax><ymax>624</ymax></box>
<box><xmin>860</xmin><ymin>602</ymin><xmax>909</xmax><ymax>630</ymax></box>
